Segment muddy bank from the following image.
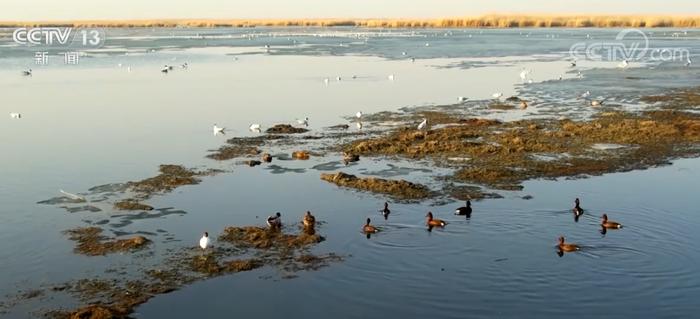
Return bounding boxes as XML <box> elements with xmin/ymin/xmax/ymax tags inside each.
<box><xmin>320</xmin><ymin>172</ymin><xmax>432</xmax><ymax>200</ymax></box>
<box><xmin>126</xmin><ymin>164</ymin><xmax>216</xmax><ymax>195</ymax></box>
<box><xmin>114</xmin><ymin>200</ymin><xmax>153</xmax><ymax>211</ymax></box>
<box><xmin>47</xmin><ymin>224</ymin><xmax>338</xmax><ymax>318</ymax></box>
<box><xmin>218</xmin><ymin>226</ymin><xmax>324</xmax><ymax>250</ymax></box>
<box><xmin>266</xmin><ymin>124</ymin><xmax>309</xmax><ymax>134</ymax></box>
<box><xmin>343</xmin><ymin>108</ymin><xmax>700</xmax><ymax>190</ymax></box>
<box><xmin>64</xmin><ymin>227</ymin><xmax>150</xmax><ymax>256</ymax></box>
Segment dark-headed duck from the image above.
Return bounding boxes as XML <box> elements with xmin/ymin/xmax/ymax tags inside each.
<box><xmin>573</xmin><ymin>198</ymin><xmax>584</xmax><ymax>216</ymax></box>
<box><xmin>426</xmin><ymin>212</ymin><xmax>446</xmax><ymax>227</ymax></box>
<box><xmin>558</xmin><ymin>236</ymin><xmax>580</xmax><ymax>252</ymax></box>
<box><xmin>303</xmin><ymin>211</ymin><xmax>316</xmax><ymax>228</ymax></box>
<box><xmin>379</xmin><ymin>202</ymin><xmax>390</xmax><ymax>220</ymax></box>
<box><xmin>601</xmin><ymin>214</ymin><xmax>623</xmax><ymax>229</ymax></box>
<box><xmin>455</xmin><ymin>200</ymin><xmax>472</xmax><ymax>216</ymax></box>
<box><xmin>363</xmin><ymin>218</ymin><xmax>378</xmax><ymax>233</ymax></box>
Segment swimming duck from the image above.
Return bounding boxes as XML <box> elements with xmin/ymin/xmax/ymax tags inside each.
<box><xmin>363</xmin><ymin>218</ymin><xmax>378</xmax><ymax>233</ymax></box>
<box><xmin>426</xmin><ymin>212</ymin><xmax>446</xmax><ymax>227</ymax></box>
<box><xmin>292</xmin><ymin>150</ymin><xmax>310</xmax><ymax>160</ymax></box>
<box><xmin>379</xmin><ymin>202</ymin><xmax>390</xmax><ymax>220</ymax></box>
<box><xmin>455</xmin><ymin>200</ymin><xmax>472</xmax><ymax>216</ymax></box>
<box><xmin>601</xmin><ymin>214</ymin><xmax>623</xmax><ymax>229</ymax></box>
<box><xmin>267</xmin><ymin>212</ymin><xmax>282</xmax><ymax>228</ymax></box>
<box><xmin>572</xmin><ymin>198</ymin><xmax>584</xmax><ymax>216</ymax></box>
<box><xmin>199</xmin><ymin>232</ymin><xmax>210</xmax><ymax>249</ymax></box>
<box><xmin>557</xmin><ymin>236</ymin><xmax>580</xmax><ymax>252</ymax></box>
<box><xmin>303</xmin><ymin>211</ymin><xmax>316</xmax><ymax>228</ymax></box>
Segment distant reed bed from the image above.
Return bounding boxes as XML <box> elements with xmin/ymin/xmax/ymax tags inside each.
<box><xmin>2</xmin><ymin>15</ymin><xmax>699</xmax><ymax>28</ymax></box>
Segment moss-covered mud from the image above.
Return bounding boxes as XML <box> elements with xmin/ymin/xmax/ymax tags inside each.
<box><xmin>126</xmin><ymin>165</ymin><xmax>214</xmax><ymax>195</ymax></box>
<box><xmin>113</xmin><ymin>200</ymin><xmax>153</xmax><ymax>211</ymax></box>
<box><xmin>343</xmin><ymin>110</ymin><xmax>700</xmax><ymax>190</ymax></box>
<box><xmin>218</xmin><ymin>226</ymin><xmax>324</xmax><ymax>250</ymax></box>
<box><xmin>266</xmin><ymin>124</ymin><xmax>309</xmax><ymax>134</ymax></box>
<box><xmin>64</xmin><ymin>227</ymin><xmax>150</xmax><ymax>256</ymax></box>
<box><xmin>19</xmin><ymin>87</ymin><xmax>700</xmax><ymax>318</ymax></box>
<box><xmin>320</xmin><ymin>172</ymin><xmax>433</xmax><ymax>200</ymax></box>
<box><xmin>44</xmin><ymin>223</ymin><xmax>339</xmax><ymax>318</ymax></box>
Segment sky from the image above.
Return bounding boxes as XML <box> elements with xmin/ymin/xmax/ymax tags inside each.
<box><xmin>2</xmin><ymin>0</ymin><xmax>699</xmax><ymax>21</ymax></box>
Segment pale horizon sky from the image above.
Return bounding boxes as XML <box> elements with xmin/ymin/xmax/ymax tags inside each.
<box><xmin>2</xmin><ymin>0</ymin><xmax>699</xmax><ymax>21</ymax></box>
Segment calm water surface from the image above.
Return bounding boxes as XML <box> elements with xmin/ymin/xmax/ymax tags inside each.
<box><xmin>0</xmin><ymin>27</ymin><xmax>699</xmax><ymax>318</ymax></box>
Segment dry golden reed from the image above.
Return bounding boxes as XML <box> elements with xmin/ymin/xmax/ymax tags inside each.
<box><xmin>1</xmin><ymin>15</ymin><xmax>699</xmax><ymax>28</ymax></box>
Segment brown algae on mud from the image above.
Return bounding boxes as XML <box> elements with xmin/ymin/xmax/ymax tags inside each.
<box><xmin>343</xmin><ymin>108</ymin><xmax>700</xmax><ymax>190</ymax></box>
<box><xmin>64</xmin><ymin>227</ymin><xmax>150</xmax><ymax>256</ymax></box>
<box><xmin>126</xmin><ymin>164</ymin><xmax>212</xmax><ymax>194</ymax></box>
<box><xmin>113</xmin><ymin>199</ymin><xmax>153</xmax><ymax>211</ymax></box>
<box><xmin>218</xmin><ymin>226</ymin><xmax>324</xmax><ymax>250</ymax></box>
<box><xmin>266</xmin><ymin>124</ymin><xmax>309</xmax><ymax>134</ymax></box>
<box><xmin>320</xmin><ymin>172</ymin><xmax>432</xmax><ymax>200</ymax></box>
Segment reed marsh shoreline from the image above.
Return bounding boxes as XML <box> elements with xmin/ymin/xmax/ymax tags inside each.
<box><xmin>2</xmin><ymin>15</ymin><xmax>700</xmax><ymax>28</ymax></box>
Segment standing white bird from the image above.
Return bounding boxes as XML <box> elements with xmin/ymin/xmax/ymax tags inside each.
<box><xmin>686</xmin><ymin>58</ymin><xmax>692</xmax><ymax>67</ymax></box>
<box><xmin>199</xmin><ymin>232</ymin><xmax>210</xmax><ymax>249</ymax></box>
<box><xmin>127</xmin><ymin>66</ymin><xmax>132</xmax><ymax>72</ymax></box>
<box><xmin>356</xmin><ymin>122</ymin><xmax>363</xmax><ymax>130</ymax></box>
<box><xmin>323</xmin><ymin>78</ymin><xmax>330</xmax><ymax>85</ymax></box>
<box><xmin>356</xmin><ymin>111</ymin><xmax>363</xmax><ymax>119</ymax></box>
<box><xmin>580</xmin><ymin>91</ymin><xmax>591</xmax><ymax>99</ymax></box>
<box><xmin>519</xmin><ymin>69</ymin><xmax>531</xmax><ymax>82</ymax></box>
<box><xmin>213</xmin><ymin>124</ymin><xmax>225</xmax><ymax>135</ymax></box>
<box><xmin>388</xmin><ymin>74</ymin><xmax>395</xmax><ymax>81</ymax></box>
<box><xmin>417</xmin><ymin>118</ymin><xmax>428</xmax><ymax>130</ymax></box>
<box><xmin>60</xmin><ymin>189</ymin><xmax>85</xmax><ymax>201</ymax></box>
<box><xmin>492</xmin><ymin>92</ymin><xmax>503</xmax><ymax>99</ymax></box>
<box><xmin>458</xmin><ymin>96</ymin><xmax>467</xmax><ymax>102</ymax></box>
<box><xmin>267</xmin><ymin>212</ymin><xmax>282</xmax><ymax>228</ymax></box>
<box><xmin>297</xmin><ymin>117</ymin><xmax>309</xmax><ymax>127</ymax></box>
<box><xmin>9</xmin><ymin>113</ymin><xmax>21</xmax><ymax>119</ymax></box>
<box><xmin>249</xmin><ymin>123</ymin><xmax>261</xmax><ymax>132</ymax></box>
<box><xmin>618</xmin><ymin>59</ymin><xmax>629</xmax><ymax>69</ymax></box>
<box><xmin>21</xmin><ymin>69</ymin><xmax>32</xmax><ymax>76</ymax></box>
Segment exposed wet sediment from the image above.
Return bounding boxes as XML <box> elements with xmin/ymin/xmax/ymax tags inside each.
<box><xmin>22</xmin><ymin>88</ymin><xmax>700</xmax><ymax>318</ymax></box>
<box><xmin>320</xmin><ymin>172</ymin><xmax>433</xmax><ymax>200</ymax></box>
<box><xmin>64</xmin><ymin>227</ymin><xmax>150</xmax><ymax>256</ymax></box>
<box><xmin>343</xmin><ymin>110</ymin><xmax>700</xmax><ymax>190</ymax></box>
